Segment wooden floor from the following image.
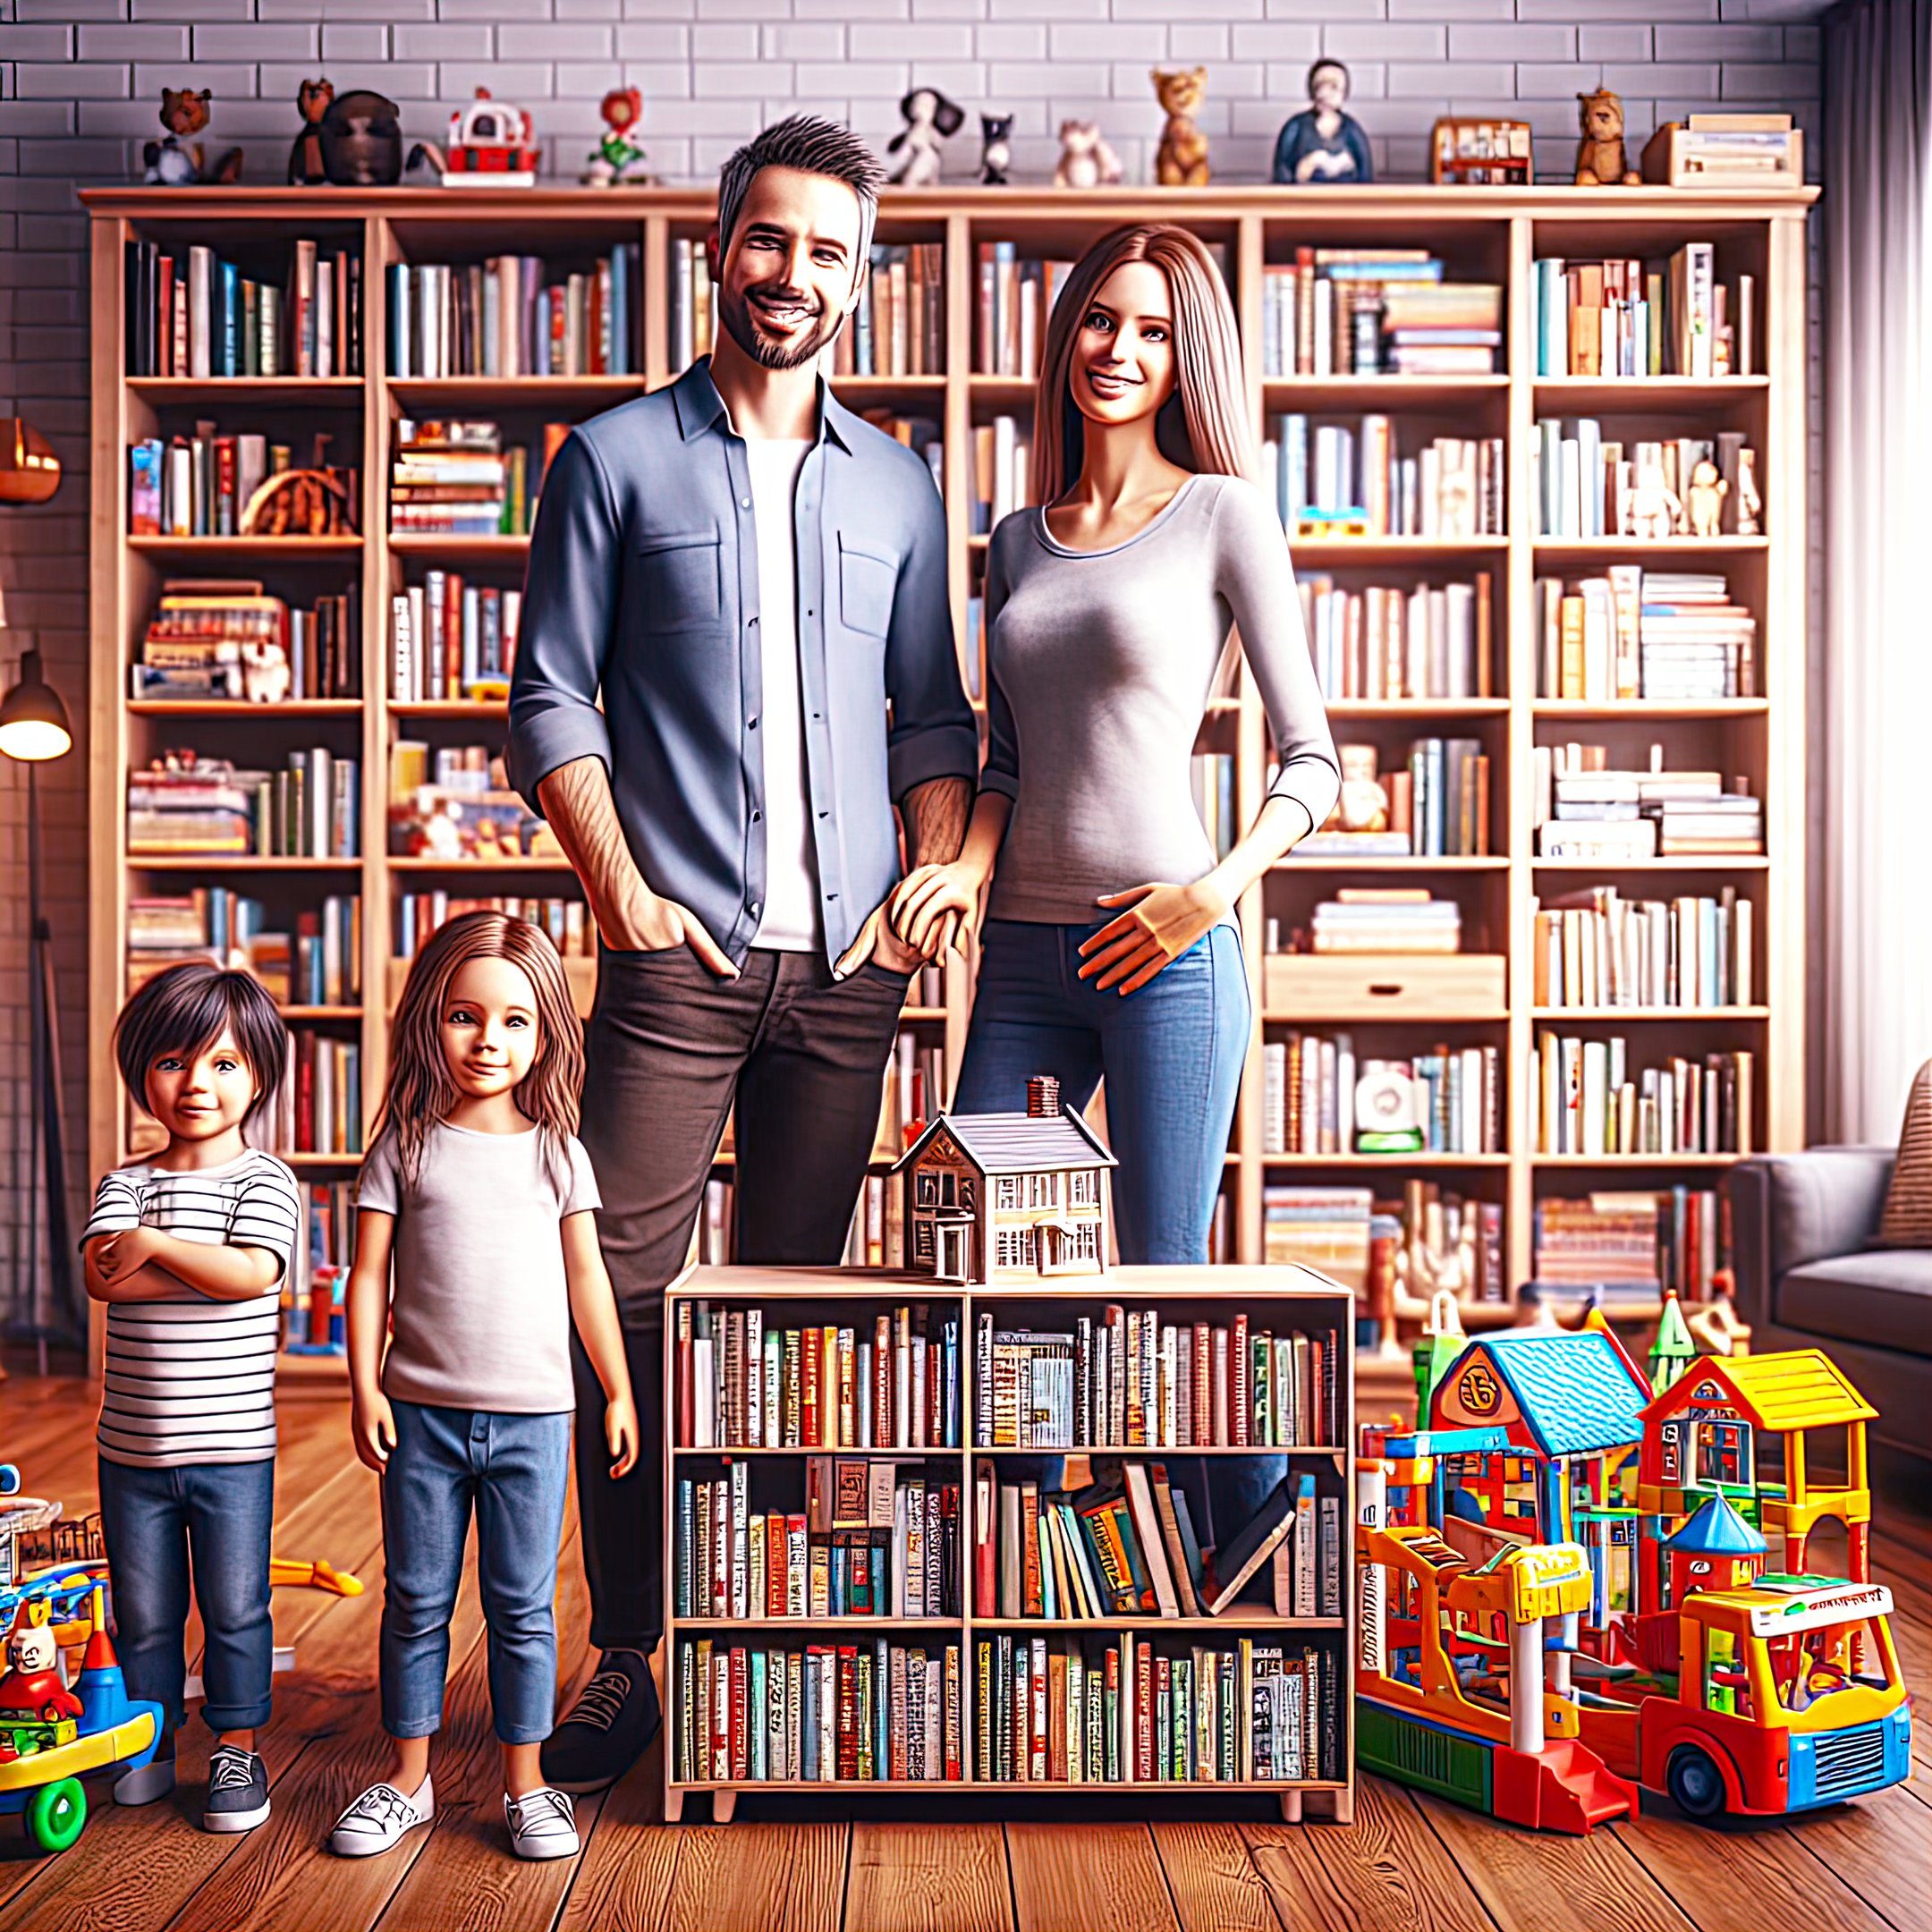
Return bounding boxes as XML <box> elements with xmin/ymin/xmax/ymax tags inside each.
<box><xmin>3</xmin><ymin>1374</ymin><xmax>1928</xmax><ymax>1932</ymax></box>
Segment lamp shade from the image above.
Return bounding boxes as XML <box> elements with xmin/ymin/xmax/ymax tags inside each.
<box><xmin>0</xmin><ymin>417</ymin><xmax>61</xmax><ymax>507</ymax></box>
<box><xmin>0</xmin><ymin>648</ymin><xmax>72</xmax><ymax>762</ymax></box>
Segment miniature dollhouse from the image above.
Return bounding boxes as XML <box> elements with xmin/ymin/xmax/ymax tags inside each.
<box><xmin>890</xmin><ymin>1074</ymin><xmax>1115</xmax><ymax>1285</ymax></box>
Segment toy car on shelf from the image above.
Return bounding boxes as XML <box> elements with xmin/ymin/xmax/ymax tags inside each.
<box><xmin>444</xmin><ymin>89</ymin><xmax>540</xmax><ymax>190</ymax></box>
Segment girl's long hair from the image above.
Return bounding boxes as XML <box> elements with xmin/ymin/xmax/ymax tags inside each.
<box><xmin>1032</xmin><ymin>223</ymin><xmax>1255</xmax><ymax>506</ymax></box>
<box><xmin>373</xmin><ymin>909</ymin><xmax>585</xmax><ymax>1193</ymax></box>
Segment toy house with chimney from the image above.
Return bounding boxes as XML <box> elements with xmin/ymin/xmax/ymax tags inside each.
<box><xmin>890</xmin><ymin>1075</ymin><xmax>1115</xmax><ymax>1284</ymax></box>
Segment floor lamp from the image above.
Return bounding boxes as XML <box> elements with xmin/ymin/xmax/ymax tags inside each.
<box><xmin>0</xmin><ymin>629</ymin><xmax>79</xmax><ymax>1371</ymax></box>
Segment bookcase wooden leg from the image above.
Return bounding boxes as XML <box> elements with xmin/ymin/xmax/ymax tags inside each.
<box><xmin>712</xmin><ymin>1789</ymin><xmax>738</xmax><ymax>1826</ymax></box>
<box><xmin>664</xmin><ymin>1789</ymin><xmax>685</xmax><ymax>1824</ymax></box>
<box><xmin>1320</xmin><ymin>1788</ymin><xmax>1354</xmax><ymax>1825</ymax></box>
<box><xmin>1277</xmin><ymin>1790</ymin><xmax>1303</xmax><ymax>1823</ymax></box>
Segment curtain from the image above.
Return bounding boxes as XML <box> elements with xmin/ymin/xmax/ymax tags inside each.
<box><xmin>1819</xmin><ymin>0</ymin><xmax>1932</xmax><ymax>1142</ymax></box>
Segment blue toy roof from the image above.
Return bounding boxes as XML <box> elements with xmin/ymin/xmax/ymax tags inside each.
<box><xmin>1480</xmin><ymin>1333</ymin><xmax>1648</xmax><ymax>1458</ymax></box>
<box><xmin>1665</xmin><ymin>1494</ymin><xmax>1767</xmax><ymax>1557</ymax></box>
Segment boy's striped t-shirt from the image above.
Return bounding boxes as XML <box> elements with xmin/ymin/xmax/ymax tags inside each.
<box><xmin>81</xmin><ymin>1148</ymin><xmax>301</xmax><ymax>1467</ymax></box>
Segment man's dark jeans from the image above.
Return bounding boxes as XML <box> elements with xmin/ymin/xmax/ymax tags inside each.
<box><xmin>570</xmin><ymin>943</ymin><xmax>910</xmax><ymax>1654</ymax></box>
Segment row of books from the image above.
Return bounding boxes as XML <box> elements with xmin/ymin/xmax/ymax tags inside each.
<box><xmin>260</xmin><ymin>1030</ymin><xmax>362</xmax><ymax>1157</ymax></box>
<box><xmin>837</xmin><ymin>244</ymin><xmax>946</xmax><ymax>377</ymax></box>
<box><xmin>389</xmin><ymin>570</ymin><xmax>522</xmax><ymax>703</ymax></box>
<box><xmin>1391</xmin><ymin>1181</ymin><xmax>1507</xmax><ymax>1305</ymax></box>
<box><xmin>1530</xmin><ymin>1037</ymin><xmax>1755</xmax><ymax>1157</ymax></box>
<box><xmin>676</xmin><ymin>1303</ymin><xmax>961</xmax><ymax>1452</ymax></box>
<box><xmin>980</xmin><ymin>1460</ymin><xmax>1342</xmax><ymax>1623</ymax></box>
<box><xmin>128</xmin><ymin>751</ymin><xmax>360</xmax><ymax>859</ymax></box>
<box><xmin>1530</xmin><ymin>247</ymin><xmax>1751</xmax><ymax>380</ymax></box>
<box><xmin>1534</xmin><ymin>750</ymin><xmax>1763</xmax><ymax>860</ymax></box>
<box><xmin>1531</xmin><ymin>1185</ymin><xmax>1727</xmax><ymax>1304</ymax></box>
<box><xmin>391</xmin><ymin>419</ymin><xmax>555</xmax><ymax>538</ymax></box>
<box><xmin>855</xmin><ymin>411</ymin><xmax>944</xmax><ymax>497</ymax></box>
<box><xmin>674</xmin><ymin>1460</ymin><xmax>961</xmax><ymax>1622</ymax></box>
<box><xmin>127</xmin><ymin>890</ymin><xmax>361</xmax><ymax>1009</ymax></box>
<box><xmin>1263</xmin><ymin>1038</ymin><xmax>1501</xmax><ymax>1158</ymax></box>
<box><xmin>674</xmin><ymin>1638</ymin><xmax>962</xmax><ymax>1784</ymax></box>
<box><xmin>1299</xmin><ymin>574</ymin><xmax>1493</xmax><ymax>702</ymax></box>
<box><xmin>123</xmin><ymin>237</ymin><xmax>359</xmax><ymax>379</ymax></box>
<box><xmin>1261</xmin><ymin>253</ymin><xmax>1503</xmax><ymax>377</ymax></box>
<box><xmin>1192</xmin><ymin>753</ymin><xmax>1237</xmax><ymax>861</ymax></box>
<box><xmin>1535</xmin><ymin>423</ymin><xmax>1760</xmax><ymax>540</ymax></box>
<box><xmin>975</xmin><ymin>1632</ymin><xmax>1340</xmax><ymax>1784</ymax></box>
<box><xmin>396</xmin><ymin>892</ymin><xmax>592</xmax><ymax>962</ymax></box>
<box><xmin>974</xmin><ymin>243</ymin><xmax>1075</xmax><ymax>378</ymax></box>
<box><xmin>970</xmin><ymin>416</ymin><xmax>1030</xmax><ymax>533</ymax></box>
<box><xmin>129</xmin><ymin>432</ymin><xmax>360</xmax><ymax>540</ymax></box>
<box><xmin>1530</xmin><ymin>886</ymin><xmax>1754</xmax><ymax>1010</ymax></box>
<box><xmin>1535</xmin><ymin>569</ymin><xmax>1758</xmax><ymax>702</ymax></box>
<box><xmin>132</xmin><ymin>579</ymin><xmax>360</xmax><ymax>702</ymax></box>
<box><xmin>1302</xmin><ymin>739</ymin><xmax>1491</xmax><ymax>860</ymax></box>
<box><xmin>976</xmin><ymin>1309</ymin><xmax>1342</xmax><ymax>1452</ymax></box>
<box><xmin>1283</xmin><ymin>889</ymin><xmax>1464</xmax><ymax>958</ymax></box>
<box><xmin>384</xmin><ymin>249</ymin><xmax>642</xmax><ymax>378</ymax></box>
<box><xmin>1265</xmin><ymin>417</ymin><xmax>1506</xmax><ymax>538</ymax></box>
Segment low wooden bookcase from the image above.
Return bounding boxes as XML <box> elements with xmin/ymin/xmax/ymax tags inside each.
<box><xmin>663</xmin><ymin>1262</ymin><xmax>1355</xmax><ymax>1823</ymax></box>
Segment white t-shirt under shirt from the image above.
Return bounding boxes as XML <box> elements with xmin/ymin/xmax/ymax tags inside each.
<box><xmin>743</xmin><ymin>436</ymin><xmax>821</xmax><ymax>953</ymax></box>
<box><xmin>356</xmin><ymin>1121</ymin><xmax>601</xmax><ymax>1414</ymax></box>
<box><xmin>81</xmin><ymin>1148</ymin><xmax>301</xmax><ymax>1469</ymax></box>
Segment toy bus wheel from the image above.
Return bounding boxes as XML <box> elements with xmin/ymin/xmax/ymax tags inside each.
<box><xmin>27</xmin><ymin>1777</ymin><xmax>86</xmax><ymax>1853</ymax></box>
<box><xmin>1665</xmin><ymin>1747</ymin><xmax>1727</xmax><ymax>1820</ymax></box>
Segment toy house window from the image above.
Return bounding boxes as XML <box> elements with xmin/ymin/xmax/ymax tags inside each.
<box><xmin>912</xmin><ymin>1218</ymin><xmax>935</xmax><ymax>1265</ymax></box>
<box><xmin>1069</xmin><ymin>1170</ymin><xmax>1097</xmax><ymax>1207</ymax></box>
<box><xmin>958</xmin><ymin>1177</ymin><xmax>976</xmax><ymax>1212</ymax></box>
<box><xmin>1695</xmin><ymin>1421</ymin><xmax>1750</xmax><ymax>1489</ymax></box>
<box><xmin>915</xmin><ymin>1172</ymin><xmax>939</xmax><ymax>1210</ymax></box>
<box><xmin>994</xmin><ymin>1225</ymin><xmax>1037</xmax><ymax>1269</ymax></box>
<box><xmin>996</xmin><ymin>1176</ymin><xmax>1018</xmax><ymax>1210</ymax></box>
<box><xmin>1068</xmin><ymin>1220</ymin><xmax>1099</xmax><ymax>1262</ymax></box>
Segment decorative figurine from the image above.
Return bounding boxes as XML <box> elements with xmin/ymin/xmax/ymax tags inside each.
<box><xmin>1686</xmin><ymin>458</ymin><xmax>1728</xmax><ymax>538</ymax></box>
<box><xmin>1151</xmin><ymin>67</ymin><xmax>1211</xmax><ymax>186</ymax></box>
<box><xmin>581</xmin><ymin>87</ymin><xmax>656</xmax><ymax>188</ymax></box>
<box><xmin>1336</xmin><ymin>744</ymin><xmax>1391</xmax><ymax>834</ymax></box>
<box><xmin>444</xmin><ymin>88</ymin><xmax>541</xmax><ymax>190</ymax></box>
<box><xmin>979</xmin><ymin>113</ymin><xmax>1014</xmax><ymax>188</ymax></box>
<box><xmin>1574</xmin><ymin>87</ymin><xmax>1640</xmax><ymax>186</ymax></box>
<box><xmin>1628</xmin><ymin>449</ymin><xmax>1682</xmax><ymax>542</ymax></box>
<box><xmin>288</xmin><ymin>79</ymin><xmax>332</xmax><ymax>186</ymax></box>
<box><xmin>1272</xmin><ymin>59</ymin><xmax>1372</xmax><ymax>186</ymax></box>
<box><xmin>318</xmin><ymin>87</ymin><xmax>402</xmax><ymax>188</ymax></box>
<box><xmin>1054</xmin><ymin>118</ymin><xmax>1123</xmax><ymax>191</ymax></box>
<box><xmin>240</xmin><ymin>639</ymin><xmax>292</xmax><ymax>706</ymax></box>
<box><xmin>886</xmin><ymin>87</ymin><xmax>964</xmax><ymax>189</ymax></box>
<box><xmin>0</xmin><ymin>1599</ymin><xmax>83</xmax><ymax>1725</ymax></box>
<box><xmin>402</xmin><ymin>140</ymin><xmax>447</xmax><ymax>188</ymax></box>
<box><xmin>1734</xmin><ymin>449</ymin><xmax>1762</xmax><ymax>536</ymax></box>
<box><xmin>142</xmin><ymin>88</ymin><xmax>242</xmax><ymax>187</ymax></box>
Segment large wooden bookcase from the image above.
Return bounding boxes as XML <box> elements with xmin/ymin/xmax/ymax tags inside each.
<box><xmin>663</xmin><ymin>1261</ymin><xmax>1354</xmax><ymax>1822</ymax></box>
<box><xmin>82</xmin><ymin>184</ymin><xmax>1816</xmax><ymax>1380</ymax></box>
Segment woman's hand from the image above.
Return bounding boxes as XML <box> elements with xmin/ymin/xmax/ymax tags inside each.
<box><xmin>887</xmin><ymin>860</ymin><xmax>983</xmax><ymax>961</ymax></box>
<box><xmin>605</xmin><ymin>1391</ymin><xmax>640</xmax><ymax>1480</ymax></box>
<box><xmin>351</xmin><ymin>1388</ymin><xmax>397</xmax><ymax>1474</ymax></box>
<box><xmin>1076</xmin><ymin>877</ymin><xmax>1232</xmax><ymax>995</ymax></box>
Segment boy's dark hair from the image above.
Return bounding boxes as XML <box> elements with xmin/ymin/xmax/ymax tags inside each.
<box><xmin>716</xmin><ymin>114</ymin><xmax>881</xmax><ymax>267</ymax></box>
<box><xmin>113</xmin><ymin>962</ymin><xmax>289</xmax><ymax>1123</ymax></box>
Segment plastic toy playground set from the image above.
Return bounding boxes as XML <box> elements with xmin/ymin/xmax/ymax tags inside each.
<box><xmin>1355</xmin><ymin>1296</ymin><xmax>1912</xmax><ymax>1833</ymax></box>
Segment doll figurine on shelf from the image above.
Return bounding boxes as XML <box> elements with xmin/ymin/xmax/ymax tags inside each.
<box><xmin>581</xmin><ymin>88</ymin><xmax>656</xmax><ymax>188</ymax></box>
<box><xmin>1055</xmin><ymin>118</ymin><xmax>1123</xmax><ymax>191</ymax></box>
<box><xmin>1574</xmin><ymin>87</ymin><xmax>1640</xmax><ymax>186</ymax></box>
<box><xmin>1151</xmin><ymin>68</ymin><xmax>1211</xmax><ymax>186</ymax></box>
<box><xmin>1272</xmin><ymin>60</ymin><xmax>1373</xmax><ymax>185</ymax></box>
<box><xmin>979</xmin><ymin>113</ymin><xmax>1014</xmax><ymax>187</ymax></box>
<box><xmin>1734</xmin><ymin>448</ymin><xmax>1763</xmax><ymax>536</ymax></box>
<box><xmin>80</xmin><ymin>964</ymin><xmax>297</xmax><ymax>1833</ymax></box>
<box><xmin>327</xmin><ymin>911</ymin><xmax>637</xmax><ymax>1866</ymax></box>
<box><xmin>1686</xmin><ymin>458</ymin><xmax>1728</xmax><ymax>538</ymax></box>
<box><xmin>887</xmin><ymin>87</ymin><xmax>965</xmax><ymax>189</ymax></box>
<box><xmin>1629</xmin><ymin>449</ymin><xmax>1682</xmax><ymax>542</ymax></box>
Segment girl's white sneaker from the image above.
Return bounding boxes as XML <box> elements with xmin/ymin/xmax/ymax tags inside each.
<box><xmin>329</xmin><ymin>1775</ymin><xmax>435</xmax><ymax>1856</ymax></box>
<box><xmin>505</xmin><ymin>1785</ymin><xmax>580</xmax><ymax>1860</ymax></box>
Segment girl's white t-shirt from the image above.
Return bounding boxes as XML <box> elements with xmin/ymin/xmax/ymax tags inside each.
<box><xmin>357</xmin><ymin>1122</ymin><xmax>600</xmax><ymax>1413</ymax></box>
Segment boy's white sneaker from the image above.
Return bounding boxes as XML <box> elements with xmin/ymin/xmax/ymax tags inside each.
<box><xmin>505</xmin><ymin>1786</ymin><xmax>579</xmax><ymax>1860</ymax></box>
<box><xmin>329</xmin><ymin>1775</ymin><xmax>434</xmax><ymax>1856</ymax></box>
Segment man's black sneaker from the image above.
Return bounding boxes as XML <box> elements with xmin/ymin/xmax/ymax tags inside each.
<box><xmin>203</xmin><ymin>1744</ymin><xmax>270</xmax><ymax>1833</ymax></box>
<box><xmin>540</xmin><ymin>1650</ymin><xmax>660</xmax><ymax>1794</ymax></box>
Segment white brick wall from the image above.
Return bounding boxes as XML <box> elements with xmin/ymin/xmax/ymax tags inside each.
<box><xmin>0</xmin><ymin>0</ymin><xmax>1826</xmax><ymax>1309</ymax></box>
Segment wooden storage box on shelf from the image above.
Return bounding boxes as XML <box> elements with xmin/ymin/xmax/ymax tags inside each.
<box><xmin>1264</xmin><ymin>953</ymin><xmax>1505</xmax><ymax>1017</ymax></box>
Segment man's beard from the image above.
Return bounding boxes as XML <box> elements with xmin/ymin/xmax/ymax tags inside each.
<box><xmin>719</xmin><ymin>281</ymin><xmax>843</xmax><ymax>371</ymax></box>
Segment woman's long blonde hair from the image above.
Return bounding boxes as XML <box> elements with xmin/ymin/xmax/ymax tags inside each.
<box><xmin>373</xmin><ymin>908</ymin><xmax>585</xmax><ymax>1192</ymax></box>
<box><xmin>1032</xmin><ymin>223</ymin><xmax>1255</xmax><ymax>505</ymax></box>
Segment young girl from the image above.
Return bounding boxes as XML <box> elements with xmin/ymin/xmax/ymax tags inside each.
<box><xmin>82</xmin><ymin>962</ymin><xmax>299</xmax><ymax>1835</ymax></box>
<box><xmin>327</xmin><ymin>911</ymin><xmax>638</xmax><ymax>1863</ymax></box>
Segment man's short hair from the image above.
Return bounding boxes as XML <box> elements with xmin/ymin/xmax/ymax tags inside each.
<box><xmin>716</xmin><ymin>114</ymin><xmax>883</xmax><ymax>271</ymax></box>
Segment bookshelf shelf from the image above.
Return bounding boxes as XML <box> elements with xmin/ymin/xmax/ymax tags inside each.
<box><xmin>974</xmin><ymin>1614</ymin><xmax>1347</xmax><ymax>1632</ymax></box>
<box><xmin>970</xmin><ymin>1445</ymin><xmax>1345</xmax><ymax>1461</ymax></box>
<box><xmin>1532</xmin><ymin>1153</ymin><xmax>1743</xmax><ymax>1168</ymax></box>
<box><xmin>1275</xmin><ymin>855</ymin><xmax>1507</xmax><ymax>872</ymax></box>
<box><xmin>388</xmin><ymin>699</ymin><xmax>510</xmax><ymax>719</ymax></box>
<box><xmin>386</xmin><ymin>855</ymin><xmax>578</xmax><ymax>873</ymax></box>
<box><xmin>1532</xmin><ymin>856</ymin><xmax>1772</xmax><ymax>872</ymax></box>
<box><xmin>127</xmin><ymin>699</ymin><xmax>367</xmax><ymax>717</ymax></box>
<box><xmin>278</xmin><ymin>1004</ymin><xmax>361</xmax><ymax>1020</ymax></box>
<box><xmin>1262</xmin><ymin>1153</ymin><xmax>1509</xmax><ymax>1169</ymax></box>
<box><xmin>1263</xmin><ymin>1008</ymin><xmax>1510</xmax><ymax>1025</ymax></box>
<box><xmin>87</xmin><ymin>182</ymin><xmax>1811</xmax><ymax>1377</ymax></box>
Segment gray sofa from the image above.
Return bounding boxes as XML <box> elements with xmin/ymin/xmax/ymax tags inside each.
<box><xmin>1731</xmin><ymin>1148</ymin><xmax>1932</xmax><ymax>1461</ymax></box>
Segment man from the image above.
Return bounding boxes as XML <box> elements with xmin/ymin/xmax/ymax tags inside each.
<box><xmin>507</xmin><ymin>115</ymin><xmax>976</xmax><ymax>1794</ymax></box>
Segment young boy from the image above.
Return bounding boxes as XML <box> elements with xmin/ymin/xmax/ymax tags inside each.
<box><xmin>82</xmin><ymin>962</ymin><xmax>300</xmax><ymax>1833</ymax></box>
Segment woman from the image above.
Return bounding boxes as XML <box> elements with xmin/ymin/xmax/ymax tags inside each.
<box><xmin>890</xmin><ymin>223</ymin><xmax>1339</xmax><ymax>1268</ymax></box>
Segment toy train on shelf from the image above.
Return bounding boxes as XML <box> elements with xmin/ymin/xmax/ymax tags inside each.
<box><xmin>1354</xmin><ymin>1301</ymin><xmax>1912</xmax><ymax>1832</ymax></box>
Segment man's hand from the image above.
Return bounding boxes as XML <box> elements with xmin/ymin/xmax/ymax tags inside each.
<box><xmin>833</xmin><ymin>900</ymin><xmax>927</xmax><ymax>981</ymax></box>
<box><xmin>599</xmin><ymin>875</ymin><xmax>738</xmax><ymax>979</ymax></box>
<box><xmin>1076</xmin><ymin>878</ymin><xmax>1233</xmax><ymax>996</ymax></box>
<box><xmin>887</xmin><ymin>860</ymin><xmax>982</xmax><ymax>961</ymax></box>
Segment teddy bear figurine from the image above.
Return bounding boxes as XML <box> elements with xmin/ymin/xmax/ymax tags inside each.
<box><xmin>1574</xmin><ymin>86</ymin><xmax>1640</xmax><ymax>186</ymax></box>
<box><xmin>143</xmin><ymin>87</ymin><xmax>243</xmax><ymax>186</ymax></box>
<box><xmin>1151</xmin><ymin>68</ymin><xmax>1210</xmax><ymax>187</ymax></box>
<box><xmin>1054</xmin><ymin>118</ymin><xmax>1123</xmax><ymax>191</ymax></box>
